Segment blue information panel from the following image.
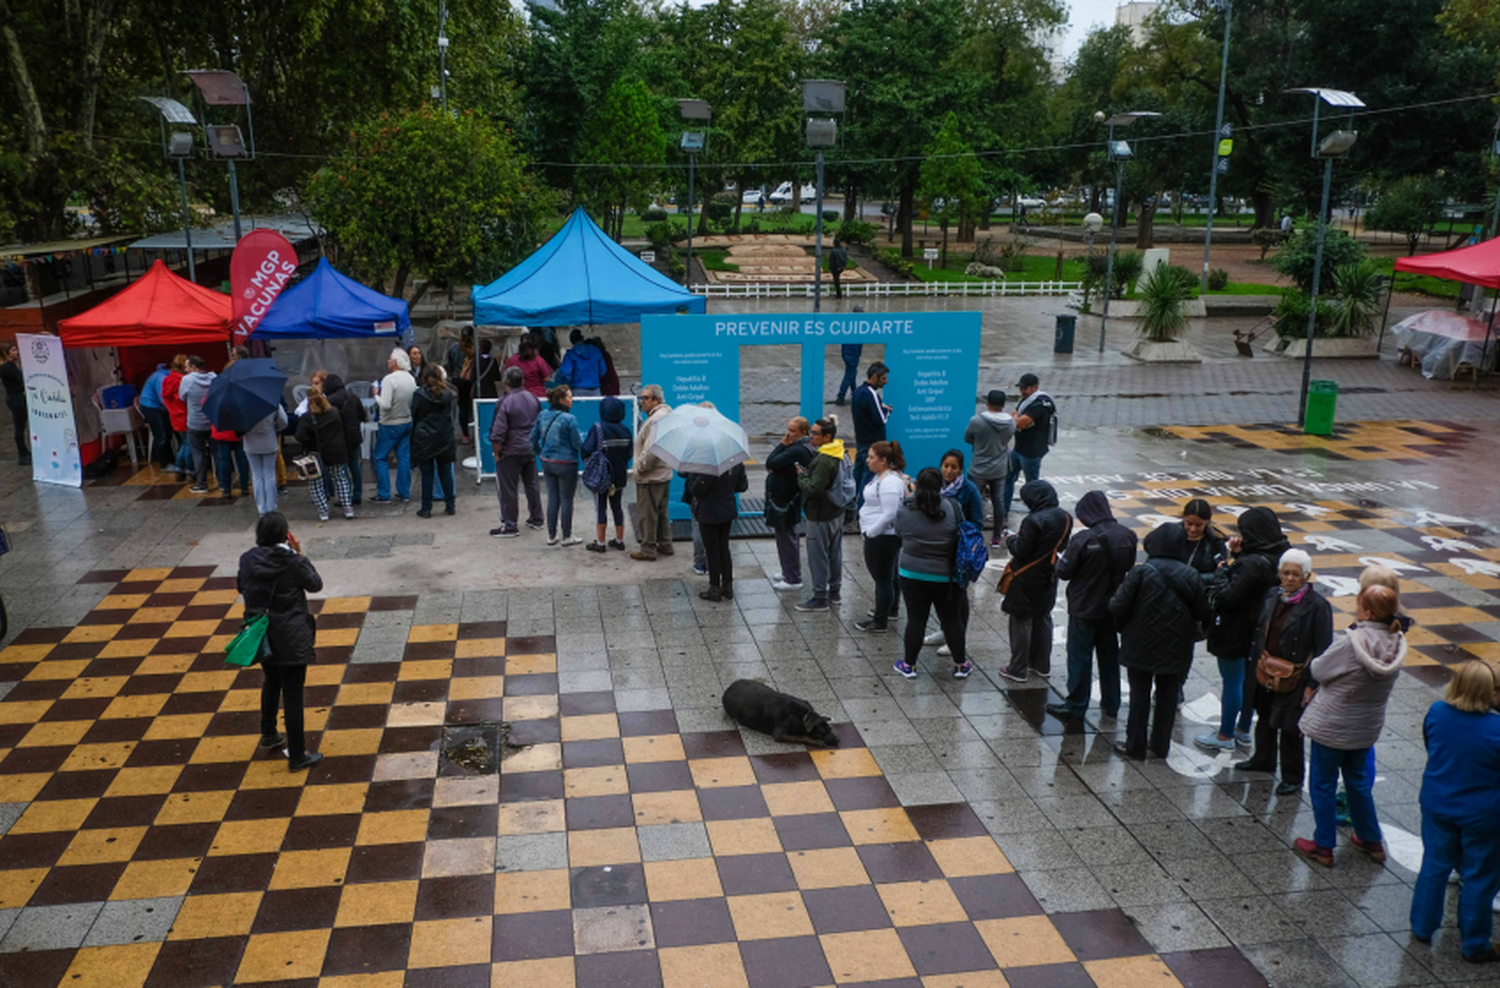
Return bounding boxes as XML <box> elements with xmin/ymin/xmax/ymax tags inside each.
<box><xmin>641</xmin><ymin>311</ymin><xmax>982</xmax><ymax>515</ymax></box>
<box><xmin>472</xmin><ymin>396</ymin><xmax>636</xmax><ymax>483</ymax></box>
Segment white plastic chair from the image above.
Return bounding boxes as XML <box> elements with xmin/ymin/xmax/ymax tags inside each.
<box><xmin>94</xmin><ymin>388</ymin><xmax>144</xmax><ymax>465</ymax></box>
<box><xmin>292</xmin><ymin>384</ymin><xmax>311</xmax><ymax>405</ymax></box>
<box><xmin>347</xmin><ymin>381</ymin><xmax>374</xmax><ymax>400</ymax></box>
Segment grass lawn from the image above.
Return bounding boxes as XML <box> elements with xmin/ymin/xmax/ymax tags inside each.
<box><xmin>1204</xmin><ymin>281</ymin><xmax>1288</xmax><ymax>296</ymax></box>
<box><xmin>1370</xmin><ymin>258</ymin><xmax>1463</xmax><ymax>299</ymax></box>
<box><xmin>542</xmin><ymin>209</ymin><xmax>840</xmax><ymax>240</ymax></box>
<box><xmin>911</xmin><ymin>252</ymin><xmax>1088</xmax><ymax>283</ymax></box>
<box><xmin>694</xmin><ymin>248</ymin><xmax>739</xmax><ymax>272</ymax></box>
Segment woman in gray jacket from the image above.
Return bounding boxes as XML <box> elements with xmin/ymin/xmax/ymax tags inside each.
<box><xmin>1294</xmin><ymin>584</ymin><xmax>1407</xmax><ymax>867</ymax></box>
<box><xmin>893</xmin><ymin>467</ymin><xmax>969</xmax><ymax>681</ymax></box>
<box><xmin>243</xmin><ymin>405</ymin><xmax>288</xmax><ymax>516</ymax></box>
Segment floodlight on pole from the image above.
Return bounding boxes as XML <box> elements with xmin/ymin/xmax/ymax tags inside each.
<box><xmin>437</xmin><ymin>2</ymin><xmax>449</xmax><ymax>111</ymax></box>
<box><xmin>1286</xmin><ymin>87</ymin><xmax>1364</xmax><ymax>426</ymax></box>
<box><xmin>803</xmin><ymin>79</ymin><xmax>845</xmax><ymax>313</ymax></box>
<box><xmin>138</xmin><ymin>96</ymin><xmax>199</xmax><ymax>282</ymax></box>
<box><xmin>1200</xmin><ymin>0</ymin><xmax>1233</xmax><ymax>293</ymax></box>
<box><xmin>184</xmin><ymin>70</ymin><xmax>253</xmax><ymax>244</ymax></box>
<box><xmin>1097</xmin><ymin>111</ymin><xmax>1160</xmax><ymax>352</ymax></box>
<box><xmin>677</xmin><ymin>99</ymin><xmax>712</xmax><ymax>293</ymax></box>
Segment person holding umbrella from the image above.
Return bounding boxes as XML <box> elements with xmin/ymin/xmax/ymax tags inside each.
<box><xmin>643</xmin><ymin>403</ymin><xmax>754</xmax><ymax>588</ymax></box>
<box><xmin>203</xmin><ymin>356</ymin><xmax>292</xmax><ymax>505</ymax></box>
<box><xmin>688</xmin><ymin>459</ymin><xmax>748</xmax><ymax>601</ymax></box>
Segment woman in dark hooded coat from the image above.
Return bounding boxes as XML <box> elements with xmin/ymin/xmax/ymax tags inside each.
<box><xmin>1000</xmin><ymin>480</ymin><xmax>1073</xmax><ymax>683</ymax></box>
<box><xmin>410</xmin><ymin>364</ymin><xmax>457</xmax><ymax>517</ymax></box>
<box><xmin>1110</xmin><ymin>525</ymin><xmax>1208</xmax><ymax>759</ymax></box>
<box><xmin>237</xmin><ymin>512</ymin><xmax>323</xmax><ymax>772</ymax></box>
<box><xmin>1194</xmin><ymin>506</ymin><xmax>1291</xmax><ymax>752</ymax></box>
<box><xmin>583</xmin><ymin>395</ymin><xmax>633</xmax><ymax>552</ymax></box>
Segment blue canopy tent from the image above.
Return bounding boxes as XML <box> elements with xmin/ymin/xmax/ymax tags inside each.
<box><xmin>472</xmin><ymin>207</ymin><xmax>705</xmax><ymax>326</ymax></box>
<box><xmin>251</xmin><ymin>257</ymin><xmax>410</xmax><ymax>340</ymax></box>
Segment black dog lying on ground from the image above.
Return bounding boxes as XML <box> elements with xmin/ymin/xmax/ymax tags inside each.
<box><xmin>722</xmin><ymin>679</ymin><xmax>840</xmax><ymax>747</ymax></box>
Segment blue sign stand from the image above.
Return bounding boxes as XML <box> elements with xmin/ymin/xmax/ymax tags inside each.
<box><xmin>641</xmin><ymin>312</ymin><xmax>983</xmax><ymax>518</ymax></box>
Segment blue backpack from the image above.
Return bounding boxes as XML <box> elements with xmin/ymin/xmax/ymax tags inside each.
<box><xmin>955</xmin><ymin>520</ymin><xmax>988</xmax><ymax>588</ymax></box>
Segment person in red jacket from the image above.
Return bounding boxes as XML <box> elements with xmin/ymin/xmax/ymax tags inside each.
<box><xmin>161</xmin><ymin>354</ymin><xmax>191</xmax><ymax>475</ymax></box>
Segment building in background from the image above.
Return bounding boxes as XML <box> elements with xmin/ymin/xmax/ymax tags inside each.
<box><xmin>1116</xmin><ymin>1</ymin><xmax>1158</xmax><ymax>45</ymax></box>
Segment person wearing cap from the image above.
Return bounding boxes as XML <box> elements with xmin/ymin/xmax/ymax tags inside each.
<box><xmin>552</xmin><ymin>330</ymin><xmax>607</xmax><ymax>397</ymax></box>
<box><xmin>965</xmin><ymin>389</ymin><xmax>1016</xmax><ymax>547</ymax></box>
<box><xmin>1011</xmin><ymin>373</ymin><xmax>1055</xmax><ymax>491</ymax></box>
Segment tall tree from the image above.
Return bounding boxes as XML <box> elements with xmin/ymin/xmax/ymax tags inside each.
<box><xmin>578</xmin><ymin>79</ymin><xmax>667</xmax><ymax>240</ymax></box>
<box><xmin>917</xmin><ymin>112</ymin><xmax>983</xmax><ymax>265</ymax></box>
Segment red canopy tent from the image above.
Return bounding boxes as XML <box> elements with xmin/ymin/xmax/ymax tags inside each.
<box><xmin>57</xmin><ymin>259</ymin><xmax>232</xmax><ymax>349</ymax></box>
<box><xmin>1394</xmin><ymin>237</ymin><xmax>1500</xmax><ymax>290</ymax></box>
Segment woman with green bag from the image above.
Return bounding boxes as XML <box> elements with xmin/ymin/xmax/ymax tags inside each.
<box><xmin>237</xmin><ymin>511</ymin><xmax>324</xmax><ymax>772</ymax></box>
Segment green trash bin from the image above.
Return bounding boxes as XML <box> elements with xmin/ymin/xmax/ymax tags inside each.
<box><xmin>1305</xmin><ymin>379</ymin><xmax>1338</xmax><ymax>436</ymax></box>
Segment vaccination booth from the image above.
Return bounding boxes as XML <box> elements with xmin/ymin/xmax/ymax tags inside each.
<box><xmin>1391</xmin><ymin>238</ymin><xmax>1500</xmax><ymax>379</ymax></box>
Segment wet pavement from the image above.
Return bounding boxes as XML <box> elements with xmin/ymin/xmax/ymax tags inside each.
<box><xmin>1</xmin><ymin>314</ymin><xmax>1498</xmax><ymax>986</ymax></box>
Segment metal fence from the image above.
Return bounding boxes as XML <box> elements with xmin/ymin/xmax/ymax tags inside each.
<box><xmin>689</xmin><ymin>280</ymin><xmax>1083</xmax><ymax>300</ymax></box>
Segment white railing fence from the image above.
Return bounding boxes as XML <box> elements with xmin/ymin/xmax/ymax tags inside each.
<box><xmin>690</xmin><ymin>280</ymin><xmax>1082</xmax><ymax>299</ymax></box>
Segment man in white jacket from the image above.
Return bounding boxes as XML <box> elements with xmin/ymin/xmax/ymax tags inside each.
<box><xmin>372</xmin><ymin>348</ymin><xmax>416</xmax><ymax>502</ymax></box>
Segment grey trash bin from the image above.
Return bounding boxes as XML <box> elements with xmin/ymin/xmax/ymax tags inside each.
<box><xmin>1054</xmin><ymin>314</ymin><xmax>1076</xmax><ymax>354</ymax></box>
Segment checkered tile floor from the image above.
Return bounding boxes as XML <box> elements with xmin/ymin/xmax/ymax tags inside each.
<box><xmin>1164</xmin><ymin>419</ymin><xmax>1477</xmax><ymax>462</ymax></box>
<box><xmin>0</xmin><ymin>570</ymin><xmax>1271</xmax><ymax>987</ymax></box>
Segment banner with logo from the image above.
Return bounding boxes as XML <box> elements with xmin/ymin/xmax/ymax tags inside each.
<box><xmin>17</xmin><ymin>334</ymin><xmax>82</xmax><ymax>487</ymax></box>
<box><xmin>230</xmin><ymin>229</ymin><xmax>298</xmax><ymax>344</ymax></box>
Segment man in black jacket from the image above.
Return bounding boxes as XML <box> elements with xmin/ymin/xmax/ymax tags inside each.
<box><xmin>850</xmin><ymin>362</ymin><xmax>890</xmax><ymax>516</ymax></box>
<box><xmin>765</xmin><ymin>417</ymin><xmax>815</xmax><ymax>591</ymax></box>
<box><xmin>1047</xmin><ymin>491</ymin><xmax>1137</xmax><ymax>720</ymax></box>
<box><xmin>1000</xmin><ymin>480</ymin><xmax>1072</xmax><ymax>682</ymax></box>
<box><xmin>1194</xmin><ymin>507</ymin><xmax>1290</xmax><ymax>751</ymax></box>
<box><xmin>1109</xmin><ymin>525</ymin><xmax>1209</xmax><ymax>759</ymax></box>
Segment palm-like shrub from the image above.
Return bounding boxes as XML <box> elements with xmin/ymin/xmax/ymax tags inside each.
<box><xmin>1327</xmin><ymin>259</ymin><xmax>1384</xmax><ymax>338</ymax></box>
<box><xmin>1137</xmin><ymin>263</ymin><xmax>1197</xmax><ymax>342</ymax></box>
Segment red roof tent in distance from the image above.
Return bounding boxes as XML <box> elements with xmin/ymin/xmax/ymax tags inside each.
<box><xmin>1392</xmin><ymin>237</ymin><xmax>1500</xmax><ymax>375</ymax></box>
<box><xmin>56</xmin><ymin>258</ymin><xmax>232</xmax><ymax>349</ymax></box>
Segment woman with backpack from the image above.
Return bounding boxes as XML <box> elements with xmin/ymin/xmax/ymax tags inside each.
<box><xmin>530</xmin><ymin>385</ymin><xmax>584</xmax><ymax>546</ymax></box>
<box><xmin>1109</xmin><ymin>525</ymin><xmax>1208</xmax><ymax>759</ymax></box>
<box><xmin>410</xmin><ymin>364</ymin><xmax>457</xmax><ymax>518</ymax></box>
<box><xmin>855</xmin><ymin>440</ymin><xmax>907</xmax><ymax>634</ymax></box>
<box><xmin>893</xmin><ymin>467</ymin><xmax>969</xmax><ymax>680</ymax></box>
<box><xmin>582</xmin><ymin>395</ymin><xmax>632</xmax><ymax>553</ymax></box>
<box><xmin>921</xmin><ymin>449</ymin><xmax>984</xmax><ymax>656</ymax></box>
<box><xmin>1234</xmin><ymin>548</ymin><xmax>1334</xmax><ymax>795</ymax></box>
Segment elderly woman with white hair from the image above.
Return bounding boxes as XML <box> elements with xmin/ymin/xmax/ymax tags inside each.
<box><xmin>372</xmin><ymin>347</ymin><xmax>417</xmax><ymax>503</ymax></box>
<box><xmin>1233</xmin><ymin>548</ymin><xmax>1334</xmax><ymax>795</ymax></box>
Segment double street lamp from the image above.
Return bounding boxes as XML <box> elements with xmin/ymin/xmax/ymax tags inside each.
<box><xmin>1096</xmin><ymin>110</ymin><xmax>1159</xmax><ymax>353</ymax></box>
<box><xmin>802</xmin><ymin>79</ymin><xmax>845</xmax><ymax>313</ymax></box>
<box><xmin>676</xmin><ymin>99</ymin><xmax>712</xmax><ymax>292</ymax></box>
<box><xmin>184</xmin><ymin>70</ymin><xmax>256</xmax><ymax>244</ymax></box>
<box><xmin>1286</xmin><ymin>87</ymin><xmax>1362</xmax><ymax>426</ymax></box>
<box><xmin>138</xmin><ymin>96</ymin><xmax>199</xmax><ymax>281</ymax></box>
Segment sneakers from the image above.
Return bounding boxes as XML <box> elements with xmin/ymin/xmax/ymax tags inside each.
<box><xmin>609</xmin><ymin>539</ymin><xmax>626</xmax><ymax>551</ymax></box>
<box><xmin>867</xmin><ymin>608</ymin><xmax>899</xmax><ymax>620</ymax></box>
<box><xmin>288</xmin><ymin>751</ymin><xmax>324</xmax><ymax>773</ymax></box>
<box><xmin>547</xmin><ymin>535</ymin><xmax>560</xmax><ymax>546</ymax></box>
<box><xmin>189</xmin><ymin>484</ymin><xmax>208</xmax><ymax>494</ymax></box>
<box><xmin>370</xmin><ymin>495</ymin><xmax>392</xmax><ymax>503</ymax></box>
<box><xmin>259</xmin><ymin>733</ymin><xmax>285</xmax><ymax>748</ymax></box>
<box><xmin>344</xmin><ymin>507</ymin><xmax>355</xmax><ymax>519</ymax></box>
<box><xmin>853</xmin><ymin>620</ymin><xmax>887</xmax><ymax>634</ymax></box>
<box><xmin>562</xmin><ymin>536</ymin><xmax>583</xmax><ymax>547</ymax></box>
<box><xmin>835</xmin><ymin>396</ymin><xmax>848</xmax><ymax>406</ymax></box>
<box><xmin>998</xmin><ymin>666</ymin><xmax>1028</xmax><ymax>683</ymax></box>
<box><xmin>318</xmin><ymin>513</ymin><xmax>330</xmax><ymax>522</ymax></box>
<box><xmin>770</xmin><ymin>573</ymin><xmax>784</xmax><ymax>583</ymax></box>
<box><xmin>492</xmin><ymin>527</ymin><xmax>520</xmax><ymax>538</ymax></box>
<box><xmin>1349</xmin><ymin>835</ymin><xmax>1386</xmax><ymax>862</ymax></box>
<box><xmin>415</xmin><ymin>509</ymin><xmax>431</xmax><ymax>518</ymax></box>
<box><xmin>771</xmin><ymin>579</ymin><xmax>803</xmax><ymax>591</ymax></box>
<box><xmin>692</xmin><ymin>565</ymin><xmax>708</xmax><ymax>577</ymax></box>
<box><xmin>990</xmin><ymin>537</ymin><xmax>1004</xmax><ymax>549</ymax></box>
<box><xmin>445</xmin><ymin>504</ymin><xmax>456</xmax><ymax>516</ymax></box>
<box><xmin>587</xmin><ymin>542</ymin><xmax>608</xmax><ymax>553</ymax></box>
<box><xmin>893</xmin><ymin>659</ymin><xmax>917</xmax><ymax>679</ymax></box>
<box><xmin>1294</xmin><ymin>838</ymin><xmax>1334</xmax><ymax>868</ymax></box>
<box><xmin>923</xmin><ymin>631</ymin><xmax>945</xmax><ymax>647</ymax></box>
<box><xmin>1194</xmin><ymin>734</ymin><xmax>1236</xmax><ymax>752</ymax></box>
<box><xmin>937</xmin><ymin>644</ymin><xmax>952</xmax><ymax>657</ymax></box>
<box><xmin>630</xmin><ymin>549</ymin><xmax>656</xmax><ymax>561</ymax></box>
<box><xmin>795</xmin><ymin>598</ymin><xmax>830</xmax><ymax>613</ymax></box>
<box><xmin>1234</xmin><ymin>731</ymin><xmax>1253</xmax><ymax>747</ymax></box>
<box><xmin>953</xmin><ymin>661</ymin><xmax>973</xmax><ymax>679</ymax></box>
<box><xmin>526</xmin><ymin>520</ymin><xmax>546</xmax><ymax>530</ymax></box>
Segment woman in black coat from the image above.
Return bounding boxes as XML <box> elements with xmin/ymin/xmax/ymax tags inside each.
<box><xmin>236</xmin><ymin>512</ymin><xmax>323</xmax><ymax>772</ymax></box>
<box><xmin>764</xmin><ymin>417</ymin><xmax>815</xmax><ymax>591</ymax></box>
<box><xmin>1235</xmin><ymin>548</ymin><xmax>1334</xmax><ymax>795</ymax></box>
<box><xmin>410</xmin><ymin>365</ymin><xmax>457</xmax><ymax>518</ymax></box>
<box><xmin>1179</xmin><ymin>498</ymin><xmax>1227</xmax><ymax>576</ymax></box>
<box><xmin>1109</xmin><ymin>525</ymin><xmax>1208</xmax><ymax>760</ymax></box>
<box><xmin>1000</xmin><ymin>480</ymin><xmax>1072</xmax><ymax>683</ymax></box>
<box><xmin>690</xmin><ymin>462</ymin><xmax>749</xmax><ymax>602</ymax></box>
<box><xmin>1195</xmin><ymin>506</ymin><xmax>1290</xmax><ymax>752</ymax></box>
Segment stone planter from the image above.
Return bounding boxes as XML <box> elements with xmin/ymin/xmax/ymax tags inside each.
<box><xmin>1121</xmin><ymin>338</ymin><xmax>1203</xmax><ymax>363</ymax></box>
<box><xmin>1098</xmin><ymin>299</ymin><xmax>1208</xmax><ymax>319</ymax></box>
<box><xmin>1264</xmin><ymin>335</ymin><xmax>1379</xmax><ymax>359</ymax></box>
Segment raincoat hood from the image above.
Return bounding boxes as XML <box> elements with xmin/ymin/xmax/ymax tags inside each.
<box><xmin>817</xmin><ymin>438</ymin><xmax>846</xmax><ymax>460</ymax></box>
<box><xmin>241</xmin><ymin>544</ymin><xmax>300</xmax><ymax>583</ymax></box>
<box><xmin>600</xmin><ymin>396</ymin><xmax>626</xmax><ymax>424</ymax></box>
<box><xmin>324</xmin><ymin>373</ymin><xmax>347</xmax><ymax>394</ymax></box>
<box><xmin>1019</xmin><ymin>479</ymin><xmax>1058</xmax><ymax>512</ymax></box>
<box><xmin>1238</xmin><ymin>506</ymin><xmax>1290</xmax><ymax>557</ymax></box>
<box><xmin>1144</xmin><ymin>523</ymin><xmax>1188</xmax><ymax>560</ymax></box>
<box><xmin>1075</xmin><ymin>490</ymin><xmax>1114</xmax><ymax>527</ymax></box>
<box><xmin>1349</xmin><ymin>622</ymin><xmax>1408</xmax><ymax>678</ymax></box>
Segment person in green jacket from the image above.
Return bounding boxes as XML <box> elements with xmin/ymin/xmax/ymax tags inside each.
<box><xmin>794</xmin><ymin>414</ymin><xmax>849</xmax><ymax>613</ymax></box>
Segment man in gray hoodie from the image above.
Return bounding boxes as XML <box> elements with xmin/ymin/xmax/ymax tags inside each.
<box><xmin>178</xmin><ymin>355</ymin><xmax>217</xmax><ymax>493</ymax></box>
<box><xmin>965</xmin><ymin>389</ymin><xmax>1016</xmax><ymax>547</ymax></box>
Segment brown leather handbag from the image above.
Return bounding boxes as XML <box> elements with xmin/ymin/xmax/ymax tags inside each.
<box><xmin>998</xmin><ymin>516</ymin><xmax>1073</xmax><ymax>595</ymax></box>
<box><xmin>1255</xmin><ymin>653</ymin><xmax>1306</xmax><ymax>693</ymax></box>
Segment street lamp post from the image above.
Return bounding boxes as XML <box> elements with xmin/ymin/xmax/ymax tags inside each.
<box><xmin>185</xmin><ymin>71</ymin><xmax>255</xmax><ymax>244</ymax></box>
<box><xmin>1097</xmin><ymin>111</ymin><xmax>1160</xmax><ymax>353</ymax></box>
<box><xmin>139</xmin><ymin>96</ymin><xmax>199</xmax><ymax>281</ymax></box>
<box><xmin>438</xmin><ymin>2</ymin><xmax>449</xmax><ymax>112</ymax></box>
<box><xmin>677</xmin><ymin>100</ymin><xmax>711</xmax><ymax>293</ymax></box>
<box><xmin>1286</xmin><ymin>88</ymin><xmax>1363</xmax><ymax>426</ymax></box>
<box><xmin>1200</xmin><ymin>0</ymin><xmax>1232</xmax><ymax>292</ymax></box>
<box><xmin>802</xmin><ymin>80</ymin><xmax>845</xmax><ymax>313</ymax></box>
<box><xmin>1488</xmin><ymin>115</ymin><xmax>1500</xmax><ymax>241</ymax></box>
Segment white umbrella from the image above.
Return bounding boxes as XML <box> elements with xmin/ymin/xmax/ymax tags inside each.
<box><xmin>649</xmin><ymin>405</ymin><xmax>751</xmax><ymax>475</ymax></box>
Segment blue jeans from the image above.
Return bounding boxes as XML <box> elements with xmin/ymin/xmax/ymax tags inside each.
<box><xmin>1001</xmin><ymin>450</ymin><xmax>1033</xmax><ymax>525</ymax></box>
<box><xmin>419</xmin><ymin>460</ymin><xmax>455</xmax><ymax>513</ymax></box>
<box><xmin>174</xmin><ymin>432</ymin><xmax>193</xmax><ymax>472</ymax></box>
<box><xmin>1016</xmin><ymin>452</ymin><xmax>1044</xmax><ymax>485</ymax></box>
<box><xmin>837</xmin><ymin>362</ymin><xmax>859</xmax><ymax>401</ymax></box>
<box><xmin>1063</xmin><ymin>616</ymin><xmax>1120</xmax><ymax>715</ymax></box>
<box><xmin>374</xmin><ymin>423</ymin><xmax>412</xmax><ymax>500</ymax></box>
<box><xmin>1309</xmin><ymin>741</ymin><xmax>1381</xmax><ymax>850</ymax></box>
<box><xmin>1411</xmin><ymin>810</ymin><xmax>1500</xmax><ymax>957</ymax></box>
<box><xmin>542</xmin><ymin>460</ymin><xmax>578</xmax><ymax>538</ymax></box>
<box><xmin>1217</xmin><ymin>656</ymin><xmax>1246</xmax><ymax>738</ymax></box>
<box><xmin>215</xmin><ymin>440</ymin><xmax>250</xmax><ymax>494</ymax></box>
